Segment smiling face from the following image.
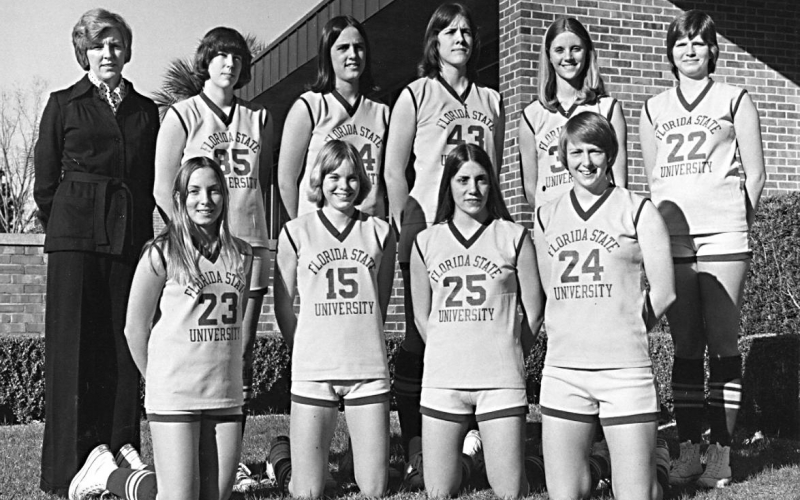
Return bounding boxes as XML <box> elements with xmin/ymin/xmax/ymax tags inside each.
<box><xmin>206</xmin><ymin>51</ymin><xmax>242</xmax><ymax>89</ymax></box>
<box><xmin>565</xmin><ymin>140</ymin><xmax>611</xmax><ymax>193</ymax></box>
<box><xmin>437</xmin><ymin>15</ymin><xmax>473</xmax><ymax>70</ymax></box>
<box><xmin>186</xmin><ymin>167</ymin><xmax>224</xmax><ymax>229</ymax></box>
<box><xmin>672</xmin><ymin>35</ymin><xmax>711</xmax><ymax>80</ymax></box>
<box><xmin>331</xmin><ymin>26</ymin><xmax>366</xmax><ymax>87</ymax></box>
<box><xmin>548</xmin><ymin>31</ymin><xmax>586</xmax><ymax>84</ymax></box>
<box><xmin>86</xmin><ymin>27</ymin><xmax>126</xmax><ymax>87</ymax></box>
<box><xmin>451</xmin><ymin>160</ymin><xmax>490</xmax><ymax>219</ymax></box>
<box><xmin>322</xmin><ymin>160</ymin><xmax>360</xmax><ymax>213</ymax></box>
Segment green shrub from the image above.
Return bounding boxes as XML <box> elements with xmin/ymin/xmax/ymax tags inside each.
<box><xmin>0</xmin><ymin>336</ymin><xmax>45</xmax><ymax>424</ymax></box>
<box><xmin>743</xmin><ymin>193</ymin><xmax>800</xmax><ymax>335</ymax></box>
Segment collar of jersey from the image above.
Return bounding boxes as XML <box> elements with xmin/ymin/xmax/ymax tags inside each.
<box><xmin>676</xmin><ymin>79</ymin><xmax>714</xmax><ymax>112</ymax></box>
<box><xmin>447</xmin><ymin>218</ymin><xmax>491</xmax><ymax>248</ymax></box>
<box><xmin>330</xmin><ymin>90</ymin><xmax>362</xmax><ymax>117</ymax></box>
<box><xmin>570</xmin><ymin>185</ymin><xmax>615</xmax><ymax>222</ymax></box>
<box><xmin>436</xmin><ymin>76</ymin><xmax>473</xmax><ymax>105</ymax></box>
<box><xmin>317</xmin><ymin>209</ymin><xmax>360</xmax><ymax>242</ymax></box>
<box><xmin>200</xmin><ymin>92</ymin><xmax>237</xmax><ymax>127</ymax></box>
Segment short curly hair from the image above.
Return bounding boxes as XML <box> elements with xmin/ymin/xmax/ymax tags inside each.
<box><xmin>72</xmin><ymin>8</ymin><xmax>133</xmax><ymax>71</ymax></box>
<box><xmin>194</xmin><ymin>27</ymin><xmax>252</xmax><ymax>90</ymax></box>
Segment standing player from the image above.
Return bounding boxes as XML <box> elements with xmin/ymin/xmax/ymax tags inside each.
<box><xmin>534</xmin><ymin>112</ymin><xmax>675</xmax><ymax>500</ymax></box>
<box><xmin>69</xmin><ymin>157</ymin><xmax>252</xmax><ymax>500</ymax></box>
<box><xmin>278</xmin><ymin>15</ymin><xmax>388</xmax><ymax>219</ymax></box>
<box><xmin>640</xmin><ymin>10</ymin><xmax>766</xmax><ymax>488</ymax></box>
<box><xmin>383</xmin><ymin>3</ymin><xmax>504</xmax><ymax>479</ymax></box>
<box><xmin>410</xmin><ymin>143</ymin><xmax>544</xmax><ymax>498</ymax></box>
<box><xmin>273</xmin><ymin>140</ymin><xmax>397</xmax><ymax>498</ymax></box>
<box><xmin>518</xmin><ymin>17</ymin><xmax>626</xmax><ymax>209</ymax></box>
<box><xmin>153</xmin><ymin>27</ymin><xmax>272</xmax><ymax>489</ymax></box>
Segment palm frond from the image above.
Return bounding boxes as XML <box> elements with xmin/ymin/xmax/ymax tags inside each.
<box><xmin>152</xmin><ymin>57</ymin><xmax>201</xmax><ymax>120</ymax></box>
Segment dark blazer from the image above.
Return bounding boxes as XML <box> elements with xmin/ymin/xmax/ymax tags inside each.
<box><xmin>34</xmin><ymin>75</ymin><xmax>159</xmax><ymax>255</ymax></box>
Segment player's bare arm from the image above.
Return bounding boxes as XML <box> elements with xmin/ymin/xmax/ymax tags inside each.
<box><xmin>278</xmin><ymin>100</ymin><xmax>314</xmax><ymax>219</ymax></box>
<box><xmin>124</xmin><ymin>246</ymin><xmax>168</xmax><ymax>376</ymax></box>
<box><xmin>610</xmin><ymin>99</ymin><xmax>628</xmax><ymax>188</ymax></box>
<box><xmin>517</xmin><ymin>109</ymin><xmax>540</xmax><ymax>208</ymax></box>
<box><xmin>384</xmin><ymin>89</ymin><xmax>417</xmax><ymax>229</ymax></box>
<box><xmin>734</xmin><ymin>93</ymin><xmax>766</xmax><ymax>227</ymax></box>
<box><xmin>153</xmin><ymin>109</ymin><xmax>188</xmax><ymax>222</ymax></box>
<box><xmin>637</xmin><ymin>201</ymin><xmax>676</xmax><ymax>331</ymax></box>
<box><xmin>274</xmin><ymin>230</ymin><xmax>299</xmax><ymax>350</ymax></box>
<box><xmin>408</xmin><ymin>242</ymin><xmax>431</xmax><ymax>343</ymax></box>
<box><xmin>516</xmin><ymin>233</ymin><xmax>545</xmax><ymax>355</ymax></box>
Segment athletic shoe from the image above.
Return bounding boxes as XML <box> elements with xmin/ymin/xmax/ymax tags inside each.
<box><xmin>114</xmin><ymin>444</ymin><xmax>147</xmax><ymax>471</ymax></box>
<box><xmin>655</xmin><ymin>438</ymin><xmax>671</xmax><ymax>495</ymax></box>
<box><xmin>69</xmin><ymin>444</ymin><xmax>118</xmax><ymax>500</ymax></box>
<box><xmin>266</xmin><ymin>436</ymin><xmax>336</xmax><ymax>494</ymax></box>
<box><xmin>524</xmin><ymin>453</ymin><xmax>546</xmax><ymax>493</ymax></box>
<box><xmin>696</xmin><ymin>443</ymin><xmax>731</xmax><ymax>488</ymax></box>
<box><xmin>232</xmin><ymin>463</ymin><xmax>260</xmax><ymax>493</ymax></box>
<box><xmin>589</xmin><ymin>439</ymin><xmax>611</xmax><ymax>487</ymax></box>
<box><xmin>669</xmin><ymin>440</ymin><xmax>702</xmax><ymax>485</ymax></box>
<box><xmin>268</xmin><ymin>435</ymin><xmax>292</xmax><ymax>493</ymax></box>
<box><xmin>402</xmin><ymin>450</ymin><xmax>425</xmax><ymax>491</ymax></box>
<box><xmin>462</xmin><ymin>429</ymin><xmax>485</xmax><ymax>476</ymax></box>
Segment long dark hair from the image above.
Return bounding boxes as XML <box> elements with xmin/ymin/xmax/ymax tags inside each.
<box><xmin>309</xmin><ymin>16</ymin><xmax>375</xmax><ymax>93</ymax></box>
<box><xmin>418</xmin><ymin>3</ymin><xmax>481</xmax><ymax>80</ymax></box>
<box><xmin>434</xmin><ymin>143</ymin><xmax>511</xmax><ymax>224</ymax></box>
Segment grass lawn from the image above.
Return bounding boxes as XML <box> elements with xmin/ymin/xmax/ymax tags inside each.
<box><xmin>2</xmin><ymin>409</ymin><xmax>799</xmax><ymax>500</ymax></box>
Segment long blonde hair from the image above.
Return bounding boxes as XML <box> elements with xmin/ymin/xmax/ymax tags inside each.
<box><xmin>146</xmin><ymin>157</ymin><xmax>247</xmax><ymax>285</ymax></box>
<box><xmin>537</xmin><ymin>18</ymin><xmax>606</xmax><ymax>112</ymax></box>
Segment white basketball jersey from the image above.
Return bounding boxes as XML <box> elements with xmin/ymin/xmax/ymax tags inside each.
<box><xmin>145</xmin><ymin>242</ymin><xmax>251</xmax><ymax>411</ymax></box>
<box><xmin>296</xmin><ymin>91</ymin><xmax>389</xmax><ymax>217</ymax></box>
<box><xmin>283</xmin><ymin>210</ymin><xmax>391</xmax><ymax>381</ymax></box>
<box><xmin>173</xmin><ymin>94</ymin><xmax>270</xmax><ymax>247</ymax></box>
<box><xmin>645</xmin><ymin>81</ymin><xmax>748</xmax><ymax>235</ymax></box>
<box><xmin>415</xmin><ymin>218</ymin><xmax>527</xmax><ymax>389</ymax></box>
<box><xmin>521</xmin><ymin>97</ymin><xmax>617</xmax><ymax>206</ymax></box>
<box><xmin>535</xmin><ymin>187</ymin><xmax>651</xmax><ymax>369</ymax></box>
<box><xmin>404</xmin><ymin>77</ymin><xmax>502</xmax><ymax>225</ymax></box>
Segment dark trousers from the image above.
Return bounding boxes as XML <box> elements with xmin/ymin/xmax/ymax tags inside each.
<box><xmin>40</xmin><ymin>251</ymin><xmax>141</xmax><ymax>497</ymax></box>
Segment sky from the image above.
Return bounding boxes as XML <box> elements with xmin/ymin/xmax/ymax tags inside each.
<box><xmin>1</xmin><ymin>0</ymin><xmax>320</xmax><ymax>96</ymax></box>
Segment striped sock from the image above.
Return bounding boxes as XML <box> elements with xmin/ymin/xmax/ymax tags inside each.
<box><xmin>709</xmin><ymin>355</ymin><xmax>742</xmax><ymax>447</ymax></box>
<box><xmin>107</xmin><ymin>468</ymin><xmax>157</xmax><ymax>500</ymax></box>
<box><xmin>672</xmin><ymin>357</ymin><xmax>706</xmax><ymax>443</ymax></box>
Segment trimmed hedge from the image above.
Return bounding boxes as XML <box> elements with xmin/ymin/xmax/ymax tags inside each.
<box><xmin>1</xmin><ymin>194</ymin><xmax>798</xmax><ymax>425</ymax></box>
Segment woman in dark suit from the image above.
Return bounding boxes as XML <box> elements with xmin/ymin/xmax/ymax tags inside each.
<box><xmin>33</xmin><ymin>8</ymin><xmax>159</xmax><ymax>497</ymax></box>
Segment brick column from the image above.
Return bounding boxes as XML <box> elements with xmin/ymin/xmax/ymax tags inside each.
<box><xmin>498</xmin><ymin>0</ymin><xmax>549</xmax><ymax>226</ymax></box>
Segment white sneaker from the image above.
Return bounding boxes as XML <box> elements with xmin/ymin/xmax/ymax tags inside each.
<box><xmin>462</xmin><ymin>430</ymin><xmax>485</xmax><ymax>476</ymax></box>
<box><xmin>669</xmin><ymin>440</ymin><xmax>702</xmax><ymax>485</ymax></box>
<box><xmin>69</xmin><ymin>444</ymin><xmax>118</xmax><ymax>500</ymax></box>
<box><xmin>114</xmin><ymin>444</ymin><xmax>147</xmax><ymax>471</ymax></box>
<box><xmin>696</xmin><ymin>443</ymin><xmax>731</xmax><ymax>488</ymax></box>
<box><xmin>403</xmin><ymin>451</ymin><xmax>424</xmax><ymax>491</ymax></box>
<box><xmin>232</xmin><ymin>463</ymin><xmax>259</xmax><ymax>492</ymax></box>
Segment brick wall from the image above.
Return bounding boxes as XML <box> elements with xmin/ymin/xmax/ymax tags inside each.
<box><xmin>499</xmin><ymin>0</ymin><xmax>800</xmax><ymax>218</ymax></box>
<box><xmin>0</xmin><ymin>234</ymin><xmax>46</xmax><ymax>338</ymax></box>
